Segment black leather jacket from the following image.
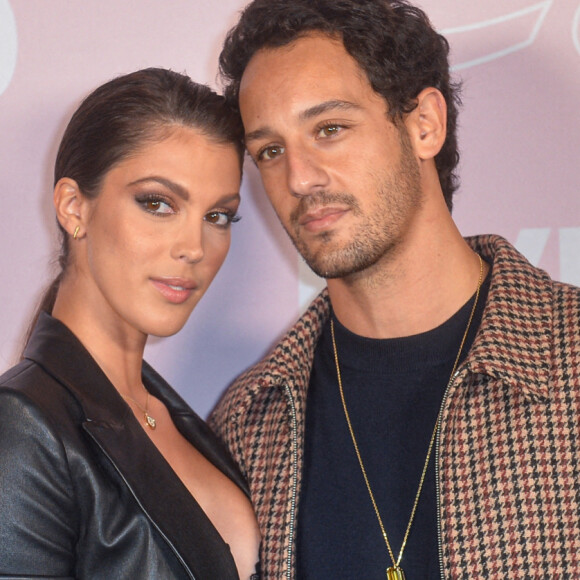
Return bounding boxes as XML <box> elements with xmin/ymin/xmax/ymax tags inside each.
<box><xmin>0</xmin><ymin>312</ymin><xmax>247</xmax><ymax>579</ymax></box>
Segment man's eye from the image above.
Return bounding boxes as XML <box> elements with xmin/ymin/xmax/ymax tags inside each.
<box><xmin>258</xmin><ymin>145</ymin><xmax>285</xmax><ymax>161</ymax></box>
<box><xmin>318</xmin><ymin>124</ymin><xmax>341</xmax><ymax>138</ymax></box>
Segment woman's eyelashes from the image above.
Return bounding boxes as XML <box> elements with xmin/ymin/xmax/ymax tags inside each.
<box><xmin>135</xmin><ymin>192</ymin><xmax>240</xmax><ymax>228</ymax></box>
<box><xmin>135</xmin><ymin>193</ymin><xmax>176</xmax><ymax>216</ymax></box>
<box><xmin>204</xmin><ymin>209</ymin><xmax>241</xmax><ymax>228</ymax></box>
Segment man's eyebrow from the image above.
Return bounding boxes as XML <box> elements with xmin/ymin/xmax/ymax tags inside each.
<box><xmin>127</xmin><ymin>177</ymin><xmax>189</xmax><ymax>200</ymax></box>
<box><xmin>298</xmin><ymin>99</ymin><xmax>361</xmax><ymax>122</ymax></box>
<box><xmin>245</xmin><ymin>127</ymin><xmax>273</xmax><ymax>144</ymax></box>
<box><xmin>244</xmin><ymin>100</ymin><xmax>361</xmax><ymax>143</ymax></box>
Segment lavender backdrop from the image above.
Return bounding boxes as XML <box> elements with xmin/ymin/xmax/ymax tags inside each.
<box><xmin>1</xmin><ymin>0</ymin><xmax>579</xmax><ymax>417</ymax></box>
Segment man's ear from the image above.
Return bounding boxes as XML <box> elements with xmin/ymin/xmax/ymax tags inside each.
<box><xmin>405</xmin><ymin>87</ymin><xmax>447</xmax><ymax>160</ymax></box>
<box><xmin>53</xmin><ymin>178</ymin><xmax>89</xmax><ymax>239</ymax></box>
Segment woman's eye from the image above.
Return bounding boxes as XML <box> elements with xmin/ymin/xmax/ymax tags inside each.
<box><xmin>205</xmin><ymin>210</ymin><xmax>241</xmax><ymax>227</ymax></box>
<box><xmin>258</xmin><ymin>145</ymin><xmax>285</xmax><ymax>162</ymax></box>
<box><xmin>137</xmin><ymin>196</ymin><xmax>174</xmax><ymax>215</ymax></box>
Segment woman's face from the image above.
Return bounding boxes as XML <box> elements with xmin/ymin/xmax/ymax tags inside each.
<box><xmin>79</xmin><ymin>126</ymin><xmax>241</xmax><ymax>340</ymax></box>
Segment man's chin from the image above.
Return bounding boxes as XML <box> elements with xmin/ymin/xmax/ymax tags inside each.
<box><xmin>300</xmin><ymin>255</ymin><xmax>362</xmax><ymax>280</ymax></box>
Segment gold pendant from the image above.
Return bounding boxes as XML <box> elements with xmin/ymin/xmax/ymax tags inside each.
<box><xmin>386</xmin><ymin>566</ymin><xmax>406</xmax><ymax>580</ymax></box>
<box><xmin>145</xmin><ymin>412</ymin><xmax>156</xmax><ymax>429</ymax></box>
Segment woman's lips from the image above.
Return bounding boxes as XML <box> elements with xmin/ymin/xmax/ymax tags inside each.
<box><xmin>150</xmin><ymin>278</ymin><xmax>197</xmax><ymax>304</ymax></box>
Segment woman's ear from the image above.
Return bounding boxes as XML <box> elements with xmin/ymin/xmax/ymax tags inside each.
<box><xmin>53</xmin><ymin>178</ymin><xmax>88</xmax><ymax>239</ymax></box>
<box><xmin>405</xmin><ymin>87</ymin><xmax>447</xmax><ymax>160</ymax></box>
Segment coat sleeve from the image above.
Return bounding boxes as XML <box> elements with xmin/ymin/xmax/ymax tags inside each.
<box><xmin>0</xmin><ymin>388</ymin><xmax>78</xmax><ymax>578</ymax></box>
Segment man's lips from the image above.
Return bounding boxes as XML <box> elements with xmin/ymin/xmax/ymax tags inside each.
<box><xmin>297</xmin><ymin>206</ymin><xmax>349</xmax><ymax>232</ymax></box>
<box><xmin>150</xmin><ymin>278</ymin><xmax>198</xmax><ymax>304</ymax></box>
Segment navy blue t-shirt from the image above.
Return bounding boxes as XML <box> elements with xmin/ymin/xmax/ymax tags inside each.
<box><xmin>296</xmin><ymin>271</ymin><xmax>489</xmax><ymax>579</ymax></box>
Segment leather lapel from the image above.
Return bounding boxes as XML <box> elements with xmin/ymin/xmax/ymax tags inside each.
<box><xmin>24</xmin><ymin>313</ymin><xmax>241</xmax><ymax>579</ymax></box>
<box><xmin>142</xmin><ymin>360</ymin><xmax>249</xmax><ymax>495</ymax></box>
<box><xmin>82</xmin><ymin>416</ymin><xmax>239</xmax><ymax>579</ymax></box>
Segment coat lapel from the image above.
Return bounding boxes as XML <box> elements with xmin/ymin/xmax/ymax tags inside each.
<box><xmin>24</xmin><ymin>313</ymin><xmax>241</xmax><ymax>579</ymax></box>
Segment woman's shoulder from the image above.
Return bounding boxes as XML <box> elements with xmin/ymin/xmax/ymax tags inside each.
<box><xmin>0</xmin><ymin>362</ymin><xmax>67</xmax><ymax>441</ymax></box>
<box><xmin>0</xmin><ymin>357</ymin><xmax>58</xmax><ymax>403</ymax></box>
<box><xmin>0</xmin><ymin>356</ymin><xmax>85</xmax><ymax>444</ymax></box>
<box><xmin>1</xmin><ymin>356</ymin><xmax>70</xmax><ymax>402</ymax></box>
<box><xmin>0</xmin><ymin>359</ymin><xmax>76</xmax><ymax>481</ymax></box>
<box><xmin>0</xmin><ymin>357</ymin><xmax>35</xmax><ymax>385</ymax></box>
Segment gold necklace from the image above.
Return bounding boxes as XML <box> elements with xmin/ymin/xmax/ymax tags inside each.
<box><xmin>120</xmin><ymin>389</ymin><xmax>157</xmax><ymax>430</ymax></box>
<box><xmin>330</xmin><ymin>254</ymin><xmax>483</xmax><ymax>580</ymax></box>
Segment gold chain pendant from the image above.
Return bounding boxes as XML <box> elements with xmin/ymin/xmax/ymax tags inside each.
<box><xmin>144</xmin><ymin>412</ymin><xmax>157</xmax><ymax>429</ymax></box>
<box><xmin>386</xmin><ymin>566</ymin><xmax>406</xmax><ymax>580</ymax></box>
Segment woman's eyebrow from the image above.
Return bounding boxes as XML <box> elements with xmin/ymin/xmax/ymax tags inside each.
<box><xmin>128</xmin><ymin>176</ymin><xmax>189</xmax><ymax>200</ymax></box>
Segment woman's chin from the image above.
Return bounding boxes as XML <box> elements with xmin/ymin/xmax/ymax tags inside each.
<box><xmin>144</xmin><ymin>317</ymin><xmax>190</xmax><ymax>340</ymax></box>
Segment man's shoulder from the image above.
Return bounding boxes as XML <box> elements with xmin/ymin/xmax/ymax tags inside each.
<box><xmin>236</xmin><ymin>288</ymin><xmax>330</xmax><ymax>388</ymax></box>
<box><xmin>210</xmin><ymin>290</ymin><xmax>330</xmax><ymax>424</ymax></box>
<box><xmin>548</xmin><ymin>277</ymin><xmax>580</xmax><ymax>329</ymax></box>
<box><xmin>468</xmin><ymin>233</ymin><xmax>580</xmax><ymax>296</ymax></box>
<box><xmin>469</xmin><ymin>233</ymin><xmax>580</xmax><ymax>351</ymax></box>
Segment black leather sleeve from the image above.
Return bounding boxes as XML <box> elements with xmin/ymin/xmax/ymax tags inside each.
<box><xmin>0</xmin><ymin>387</ymin><xmax>78</xmax><ymax>579</ymax></box>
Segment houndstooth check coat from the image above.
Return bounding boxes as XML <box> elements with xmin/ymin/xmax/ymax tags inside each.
<box><xmin>210</xmin><ymin>235</ymin><xmax>580</xmax><ymax>579</ymax></box>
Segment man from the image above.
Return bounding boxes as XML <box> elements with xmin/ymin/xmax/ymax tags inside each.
<box><xmin>209</xmin><ymin>1</ymin><xmax>580</xmax><ymax>578</ymax></box>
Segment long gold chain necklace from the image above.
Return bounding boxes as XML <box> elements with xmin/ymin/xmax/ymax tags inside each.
<box><xmin>330</xmin><ymin>254</ymin><xmax>483</xmax><ymax>580</ymax></box>
<box><xmin>120</xmin><ymin>388</ymin><xmax>157</xmax><ymax>430</ymax></box>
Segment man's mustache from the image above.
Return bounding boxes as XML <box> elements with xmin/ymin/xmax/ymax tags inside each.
<box><xmin>290</xmin><ymin>191</ymin><xmax>360</xmax><ymax>225</ymax></box>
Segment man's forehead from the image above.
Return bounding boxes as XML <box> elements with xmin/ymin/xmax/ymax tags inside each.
<box><xmin>241</xmin><ymin>33</ymin><xmax>362</xmax><ymax>86</ymax></box>
<box><xmin>239</xmin><ymin>35</ymin><xmax>373</xmax><ymax>108</ymax></box>
<box><xmin>239</xmin><ymin>53</ymin><xmax>391</xmax><ymax>142</ymax></box>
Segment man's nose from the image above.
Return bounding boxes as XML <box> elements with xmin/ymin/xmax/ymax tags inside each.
<box><xmin>286</xmin><ymin>148</ymin><xmax>330</xmax><ymax>198</ymax></box>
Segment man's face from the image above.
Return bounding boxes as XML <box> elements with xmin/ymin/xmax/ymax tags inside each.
<box><xmin>239</xmin><ymin>33</ymin><xmax>423</xmax><ymax>279</ymax></box>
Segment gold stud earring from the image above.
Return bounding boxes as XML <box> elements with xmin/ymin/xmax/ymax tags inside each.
<box><xmin>73</xmin><ymin>226</ymin><xmax>80</xmax><ymax>240</ymax></box>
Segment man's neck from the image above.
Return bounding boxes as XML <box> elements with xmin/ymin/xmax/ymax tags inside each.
<box><xmin>327</xmin><ymin>219</ymin><xmax>487</xmax><ymax>339</ymax></box>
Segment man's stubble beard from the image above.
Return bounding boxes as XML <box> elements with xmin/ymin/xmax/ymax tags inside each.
<box><xmin>286</xmin><ymin>135</ymin><xmax>423</xmax><ymax>280</ymax></box>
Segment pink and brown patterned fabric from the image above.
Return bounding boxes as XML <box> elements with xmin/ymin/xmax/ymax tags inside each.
<box><xmin>210</xmin><ymin>235</ymin><xmax>580</xmax><ymax>579</ymax></box>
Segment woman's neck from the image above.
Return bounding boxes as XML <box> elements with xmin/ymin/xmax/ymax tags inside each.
<box><xmin>52</xmin><ymin>276</ymin><xmax>147</xmax><ymax>397</ymax></box>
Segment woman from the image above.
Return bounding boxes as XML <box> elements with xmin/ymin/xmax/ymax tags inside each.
<box><xmin>0</xmin><ymin>68</ymin><xmax>260</xmax><ymax>579</ymax></box>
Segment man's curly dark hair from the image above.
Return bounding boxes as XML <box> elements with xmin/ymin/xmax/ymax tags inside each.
<box><xmin>219</xmin><ymin>0</ymin><xmax>462</xmax><ymax>211</ymax></box>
